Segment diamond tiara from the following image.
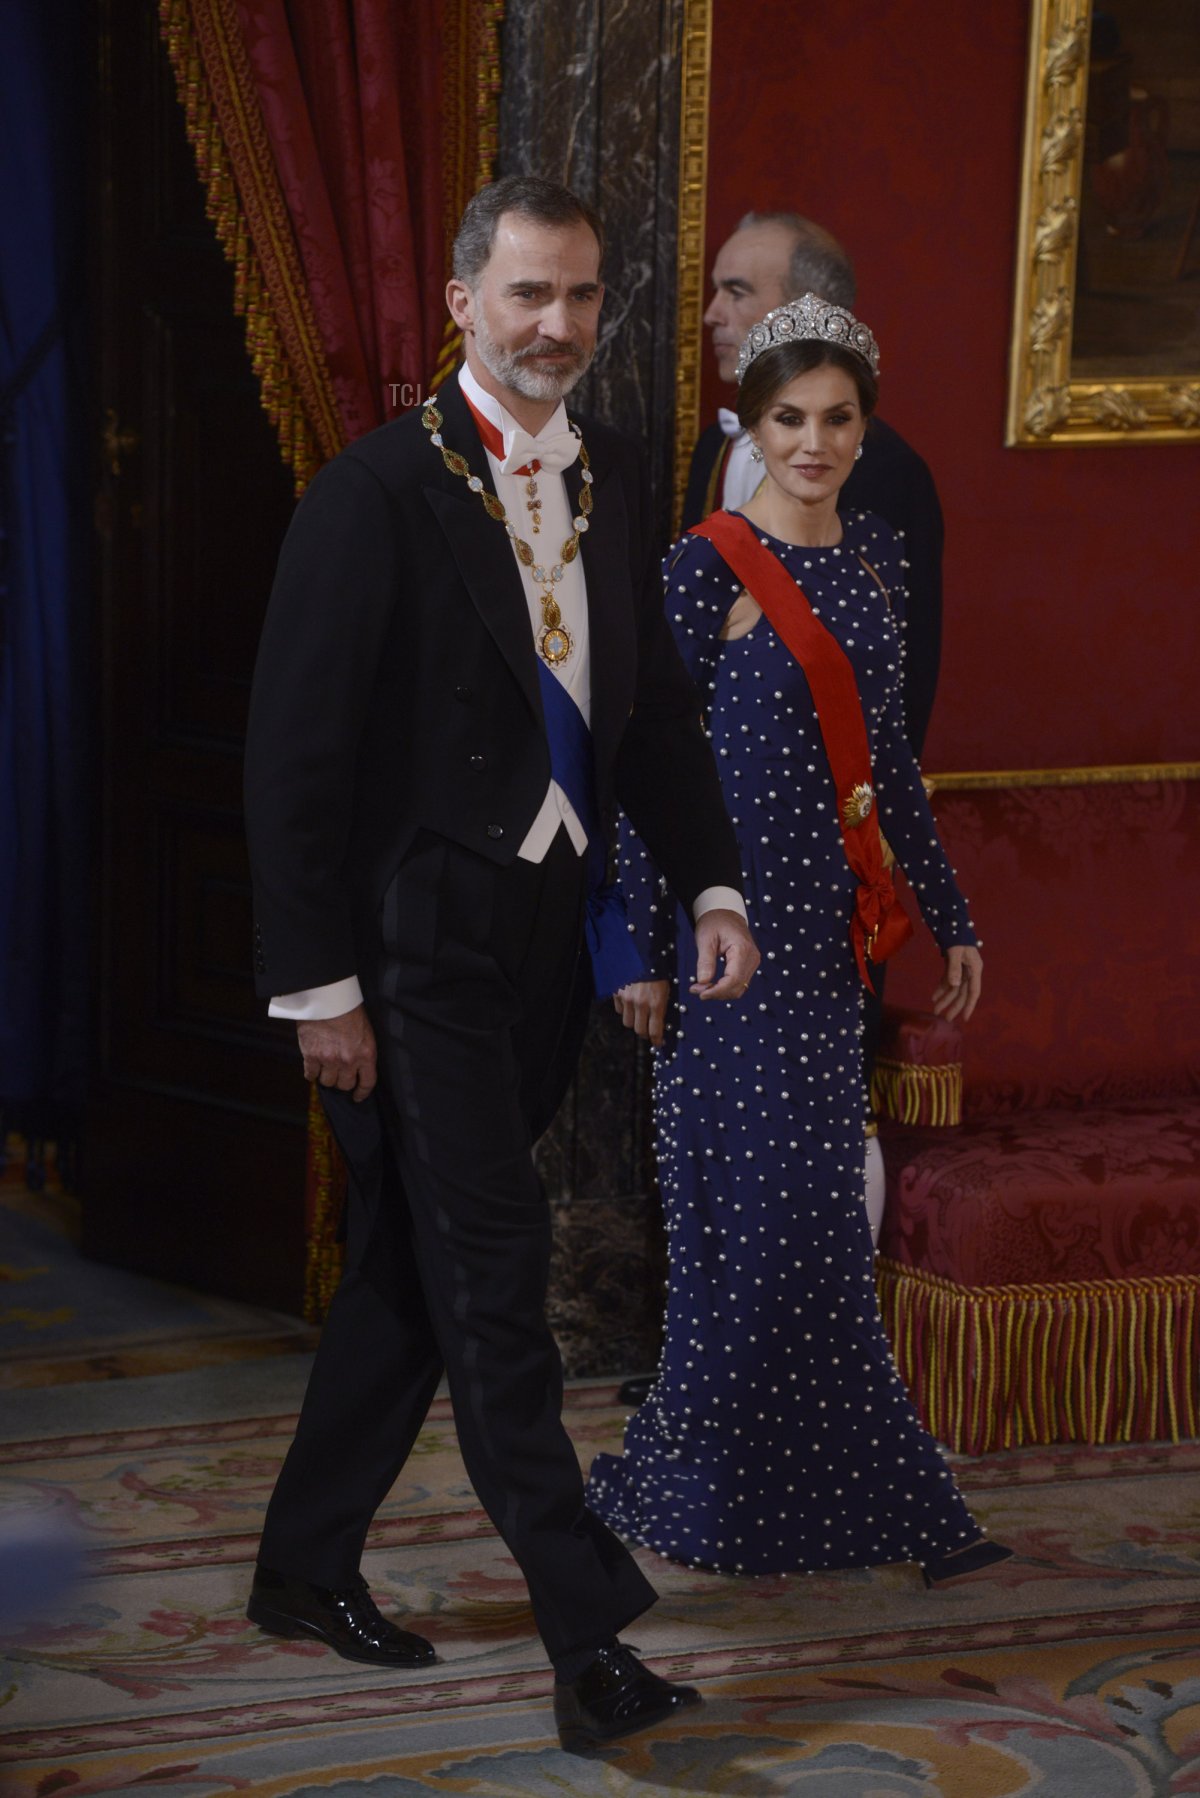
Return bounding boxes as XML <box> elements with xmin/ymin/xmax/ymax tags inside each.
<box><xmin>734</xmin><ymin>292</ymin><xmax>881</xmax><ymax>383</ymax></box>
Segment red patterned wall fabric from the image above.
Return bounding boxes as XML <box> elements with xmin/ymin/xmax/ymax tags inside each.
<box><xmin>703</xmin><ymin>0</ymin><xmax>1200</xmax><ymax>770</ymax></box>
<box><xmin>885</xmin><ymin>780</ymin><xmax>1200</xmax><ymax>1113</ymax></box>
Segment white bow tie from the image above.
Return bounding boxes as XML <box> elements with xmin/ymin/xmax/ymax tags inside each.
<box><xmin>717</xmin><ymin>407</ymin><xmax>745</xmax><ymax>440</ymax></box>
<box><xmin>499</xmin><ymin>426</ymin><xmax>581</xmax><ymax>476</ymax></box>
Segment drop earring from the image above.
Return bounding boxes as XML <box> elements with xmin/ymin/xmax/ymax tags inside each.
<box><xmin>750</xmin><ymin>442</ymin><xmax>764</xmax><ymax>463</ymax></box>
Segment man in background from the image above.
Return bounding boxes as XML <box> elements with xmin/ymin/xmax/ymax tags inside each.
<box><xmin>683</xmin><ymin>209</ymin><xmax>944</xmax><ymax>759</ymax></box>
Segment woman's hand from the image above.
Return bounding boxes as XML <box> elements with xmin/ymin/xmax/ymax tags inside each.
<box><xmin>932</xmin><ymin>946</ymin><xmax>982</xmax><ymax>1023</ymax></box>
<box><xmin>614</xmin><ymin>979</ymin><xmax>671</xmax><ymax>1047</ymax></box>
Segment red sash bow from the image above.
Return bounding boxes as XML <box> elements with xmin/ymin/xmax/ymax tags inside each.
<box><xmin>690</xmin><ymin>511</ymin><xmax>913</xmax><ymax>993</ymax></box>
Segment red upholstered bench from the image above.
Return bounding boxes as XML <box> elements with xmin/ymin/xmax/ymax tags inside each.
<box><xmin>871</xmin><ymin>774</ymin><xmax>1200</xmax><ymax>1454</ymax></box>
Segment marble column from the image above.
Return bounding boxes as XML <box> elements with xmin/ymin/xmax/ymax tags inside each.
<box><xmin>498</xmin><ymin>0</ymin><xmax>685</xmax><ymax>543</ymax></box>
<box><xmin>499</xmin><ymin>0</ymin><xmax>686</xmax><ymax>1374</ymax></box>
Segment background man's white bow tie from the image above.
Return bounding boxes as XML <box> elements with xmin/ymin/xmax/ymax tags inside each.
<box><xmin>718</xmin><ymin>407</ymin><xmax>745</xmax><ymax>440</ymax></box>
<box><xmin>500</xmin><ymin>427</ymin><xmax>580</xmax><ymax>476</ymax></box>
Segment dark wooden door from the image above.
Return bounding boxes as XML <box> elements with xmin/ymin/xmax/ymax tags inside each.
<box><xmin>85</xmin><ymin>0</ymin><xmax>307</xmax><ymax>1309</ymax></box>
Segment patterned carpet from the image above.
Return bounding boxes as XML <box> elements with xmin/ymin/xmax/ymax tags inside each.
<box><xmin>2</xmin><ymin>1356</ymin><xmax>1198</xmax><ymax>1797</ymax></box>
<box><xmin>0</xmin><ymin>1173</ymin><xmax>314</xmax><ymax>1390</ymax></box>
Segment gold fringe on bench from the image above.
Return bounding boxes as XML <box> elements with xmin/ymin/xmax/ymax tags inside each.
<box><xmin>876</xmin><ymin>1256</ymin><xmax>1200</xmax><ymax>1454</ymax></box>
<box><xmin>871</xmin><ymin>1057</ymin><xmax>963</xmax><ymax>1128</ymax></box>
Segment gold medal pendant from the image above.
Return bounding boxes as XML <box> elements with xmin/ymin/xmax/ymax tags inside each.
<box><xmin>540</xmin><ymin>624</ymin><xmax>572</xmax><ymax>665</ymax></box>
<box><xmin>538</xmin><ymin>590</ymin><xmax>572</xmax><ymax>666</ymax></box>
<box><xmin>539</xmin><ymin>589</ymin><xmax>572</xmax><ymax>668</ymax></box>
<box><xmin>421</xmin><ymin>404</ymin><xmax>592</xmax><ymax>675</ymax></box>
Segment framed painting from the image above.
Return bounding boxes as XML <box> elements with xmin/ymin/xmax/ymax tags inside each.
<box><xmin>1006</xmin><ymin>0</ymin><xmax>1200</xmax><ymax>445</ymax></box>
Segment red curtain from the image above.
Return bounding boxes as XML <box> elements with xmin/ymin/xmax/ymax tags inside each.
<box><xmin>160</xmin><ymin>0</ymin><xmax>501</xmax><ymax>484</ymax></box>
<box><xmin>160</xmin><ymin>0</ymin><xmax>502</xmax><ymax>1314</ymax></box>
<box><xmin>235</xmin><ymin>0</ymin><xmax>448</xmax><ymax>443</ymax></box>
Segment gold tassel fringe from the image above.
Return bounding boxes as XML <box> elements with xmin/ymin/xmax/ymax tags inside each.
<box><xmin>302</xmin><ymin>1084</ymin><xmax>346</xmax><ymax>1324</ymax></box>
<box><xmin>158</xmin><ymin>0</ymin><xmax>346</xmax><ymax>493</ymax></box>
<box><xmin>871</xmin><ymin>1056</ymin><xmax>963</xmax><ymax>1127</ymax></box>
<box><xmin>876</xmin><ymin>1255</ymin><xmax>1200</xmax><ymax>1454</ymax></box>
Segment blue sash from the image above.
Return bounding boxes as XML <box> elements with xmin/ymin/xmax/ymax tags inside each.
<box><xmin>536</xmin><ymin>661</ymin><xmax>647</xmax><ymax>998</ymax></box>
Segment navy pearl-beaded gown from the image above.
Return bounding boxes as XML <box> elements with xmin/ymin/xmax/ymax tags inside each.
<box><xmin>586</xmin><ymin>511</ymin><xmax>986</xmax><ymax>1577</ymax></box>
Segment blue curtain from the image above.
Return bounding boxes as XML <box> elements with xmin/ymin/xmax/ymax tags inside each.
<box><xmin>0</xmin><ymin>3</ymin><xmax>90</xmax><ymax>1173</ymax></box>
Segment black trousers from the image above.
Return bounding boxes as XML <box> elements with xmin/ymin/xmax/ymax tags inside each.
<box><xmin>257</xmin><ymin>828</ymin><xmax>656</xmax><ymax>1662</ymax></box>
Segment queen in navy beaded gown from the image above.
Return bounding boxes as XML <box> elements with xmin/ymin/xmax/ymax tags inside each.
<box><xmin>586</xmin><ymin>313</ymin><xmax>997</xmax><ymax>1580</ymax></box>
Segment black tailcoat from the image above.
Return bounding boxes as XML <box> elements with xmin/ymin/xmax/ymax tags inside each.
<box><xmin>246</xmin><ymin>372</ymin><xmax>741</xmax><ymax>996</ymax></box>
<box><xmin>242</xmin><ymin>373</ymin><xmax>744</xmax><ymax>1664</ymax></box>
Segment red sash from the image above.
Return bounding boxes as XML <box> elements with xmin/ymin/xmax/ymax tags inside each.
<box><xmin>691</xmin><ymin>510</ymin><xmax>913</xmax><ymax>993</ymax></box>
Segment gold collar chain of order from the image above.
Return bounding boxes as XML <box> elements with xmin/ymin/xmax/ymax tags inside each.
<box><xmin>422</xmin><ymin>397</ymin><xmax>594</xmax><ymax>666</ymax></box>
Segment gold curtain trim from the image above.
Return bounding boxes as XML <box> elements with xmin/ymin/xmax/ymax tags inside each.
<box><xmin>928</xmin><ymin>761</ymin><xmax>1200</xmax><ymax>791</ymax></box>
<box><xmin>876</xmin><ymin>1256</ymin><xmax>1200</xmax><ymax>1454</ymax></box>
<box><xmin>473</xmin><ymin>1</ymin><xmax>504</xmax><ymax>193</ymax></box>
<box><xmin>433</xmin><ymin>0</ymin><xmax>503</xmax><ymax>393</ymax></box>
<box><xmin>159</xmin><ymin>0</ymin><xmax>346</xmax><ymax>491</ymax></box>
<box><xmin>432</xmin><ymin>319</ymin><xmax>464</xmax><ymax>393</ymax></box>
<box><xmin>872</xmin><ymin>1059</ymin><xmax>963</xmax><ymax>1128</ymax></box>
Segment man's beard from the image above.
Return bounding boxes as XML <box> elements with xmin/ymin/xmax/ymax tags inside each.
<box><xmin>473</xmin><ymin>310</ymin><xmax>591</xmax><ymax>401</ymax></box>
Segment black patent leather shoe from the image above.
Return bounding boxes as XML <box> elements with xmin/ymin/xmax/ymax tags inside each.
<box><xmin>921</xmin><ymin>1538</ymin><xmax>1014</xmax><ymax>1588</ymax></box>
<box><xmin>247</xmin><ymin>1563</ymin><xmax>437</xmax><ymax>1666</ymax></box>
<box><xmin>617</xmin><ymin>1375</ymin><xmax>654</xmax><ymax>1408</ymax></box>
<box><xmin>554</xmin><ymin>1641</ymin><xmax>701</xmax><ymax>1748</ymax></box>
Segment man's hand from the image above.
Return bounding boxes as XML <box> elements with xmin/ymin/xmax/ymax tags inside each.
<box><xmin>932</xmin><ymin>945</ymin><xmax>983</xmax><ymax>1024</ymax></box>
<box><xmin>690</xmin><ymin>908</ymin><xmax>760</xmax><ymax>1001</ymax></box>
<box><xmin>614</xmin><ymin>979</ymin><xmax>670</xmax><ymax>1047</ymax></box>
<box><xmin>297</xmin><ymin>1003</ymin><xmax>378</xmax><ymax>1102</ymax></box>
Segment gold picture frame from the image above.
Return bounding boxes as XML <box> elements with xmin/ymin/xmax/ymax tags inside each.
<box><xmin>1006</xmin><ymin>0</ymin><xmax>1200</xmax><ymax>446</ymax></box>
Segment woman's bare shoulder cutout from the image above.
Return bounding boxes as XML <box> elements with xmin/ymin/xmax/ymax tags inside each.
<box><xmin>719</xmin><ymin>589</ymin><xmax>764</xmax><ymax>640</ymax></box>
<box><xmin>856</xmin><ymin>554</ymin><xmax>893</xmax><ymax>612</ymax></box>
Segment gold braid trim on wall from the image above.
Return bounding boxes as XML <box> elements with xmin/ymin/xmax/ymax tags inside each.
<box><xmin>158</xmin><ymin>0</ymin><xmax>346</xmax><ymax>493</ymax></box>
<box><xmin>927</xmin><ymin>761</ymin><xmax>1200</xmax><ymax>791</ymax></box>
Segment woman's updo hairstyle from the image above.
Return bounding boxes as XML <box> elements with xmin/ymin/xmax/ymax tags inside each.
<box><xmin>737</xmin><ymin>340</ymin><xmax>878</xmax><ymax>431</ymax></box>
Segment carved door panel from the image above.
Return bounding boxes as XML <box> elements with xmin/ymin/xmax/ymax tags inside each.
<box><xmin>86</xmin><ymin>0</ymin><xmax>306</xmax><ymax>1308</ymax></box>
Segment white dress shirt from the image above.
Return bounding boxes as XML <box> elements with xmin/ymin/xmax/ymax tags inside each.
<box><xmin>716</xmin><ymin>407</ymin><xmax>765</xmax><ymax>515</ymax></box>
<box><xmin>460</xmin><ymin>363</ymin><xmax>592</xmax><ymax>864</ymax></box>
<box><xmin>271</xmin><ymin>367</ymin><xmax>743</xmax><ymax>1020</ymax></box>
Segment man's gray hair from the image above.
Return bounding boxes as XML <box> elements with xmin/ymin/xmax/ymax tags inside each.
<box><xmin>453</xmin><ymin>175</ymin><xmax>605</xmax><ymax>288</ymax></box>
<box><xmin>738</xmin><ymin>211</ymin><xmax>857</xmax><ymax>309</ymax></box>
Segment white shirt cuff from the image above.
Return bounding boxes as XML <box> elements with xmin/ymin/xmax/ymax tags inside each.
<box><xmin>692</xmin><ymin>885</ymin><xmax>747</xmax><ymax>924</ymax></box>
<box><xmin>268</xmin><ymin>975</ymin><xmax>364</xmax><ymax>1021</ymax></box>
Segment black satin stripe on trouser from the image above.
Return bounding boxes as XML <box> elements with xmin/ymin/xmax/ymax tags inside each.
<box><xmin>257</xmin><ymin>827</ymin><xmax>657</xmax><ymax>1663</ymax></box>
